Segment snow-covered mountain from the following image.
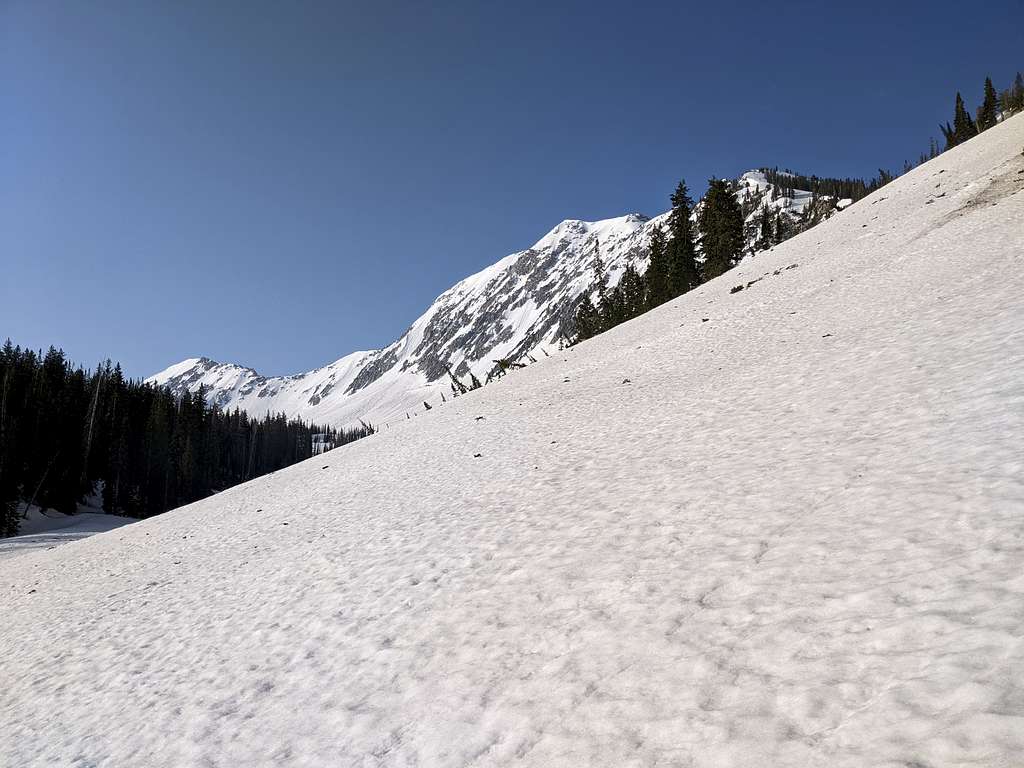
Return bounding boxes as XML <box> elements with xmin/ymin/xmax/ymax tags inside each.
<box><xmin>148</xmin><ymin>171</ymin><xmax>847</xmax><ymax>427</ymax></box>
<box><xmin>6</xmin><ymin>113</ymin><xmax>1023</xmax><ymax>767</ymax></box>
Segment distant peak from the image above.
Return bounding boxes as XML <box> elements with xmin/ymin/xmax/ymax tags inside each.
<box><xmin>533</xmin><ymin>212</ymin><xmax>650</xmax><ymax>250</ymax></box>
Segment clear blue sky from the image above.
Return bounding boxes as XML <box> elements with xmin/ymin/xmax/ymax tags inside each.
<box><xmin>2</xmin><ymin>1</ymin><xmax>1021</xmax><ymax>378</ymax></box>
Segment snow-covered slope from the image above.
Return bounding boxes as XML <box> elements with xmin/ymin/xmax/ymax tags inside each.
<box><xmin>5</xmin><ymin>114</ymin><xmax>1023</xmax><ymax>767</ymax></box>
<box><xmin>148</xmin><ymin>173</ymin><xmax>841</xmax><ymax>427</ymax></box>
<box><xmin>0</xmin><ymin>507</ymin><xmax>134</xmax><ymax>561</ymax></box>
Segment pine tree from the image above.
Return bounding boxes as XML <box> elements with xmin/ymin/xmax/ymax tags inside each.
<box><xmin>590</xmin><ymin>238</ymin><xmax>608</xmax><ymax>308</ymax></box>
<box><xmin>951</xmin><ymin>92</ymin><xmax>977</xmax><ymax>147</ymax></box>
<box><xmin>644</xmin><ymin>226</ymin><xmax>671</xmax><ymax>309</ymax></box>
<box><xmin>977</xmin><ymin>77</ymin><xmax>1000</xmax><ymax>130</ymax></box>
<box><xmin>0</xmin><ymin>338</ymin><xmax>374</xmax><ymax>538</ymax></box>
<box><xmin>757</xmin><ymin>205</ymin><xmax>774</xmax><ymax>250</ymax></box>
<box><xmin>600</xmin><ymin>285</ymin><xmax>626</xmax><ymax>330</ymax></box>
<box><xmin>666</xmin><ymin>180</ymin><xmax>699</xmax><ymax>296</ymax></box>
<box><xmin>619</xmin><ymin>264</ymin><xmax>645</xmax><ymax>320</ymax></box>
<box><xmin>774</xmin><ymin>211</ymin><xmax>787</xmax><ymax>244</ymax></box>
<box><xmin>0</xmin><ymin>342</ymin><xmax>18</xmax><ymax>536</ymax></box>
<box><xmin>698</xmin><ymin>178</ymin><xmax>745</xmax><ymax>281</ymax></box>
<box><xmin>573</xmin><ymin>293</ymin><xmax>600</xmax><ymax>342</ymax></box>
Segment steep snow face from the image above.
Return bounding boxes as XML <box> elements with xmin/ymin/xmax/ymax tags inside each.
<box><xmin>148</xmin><ymin>174</ymin><xmax>847</xmax><ymax>427</ymax></box>
<box><xmin>4</xmin><ymin>114</ymin><xmax>1023</xmax><ymax>767</ymax></box>
<box><xmin>149</xmin><ymin>212</ymin><xmax>663</xmax><ymax>426</ymax></box>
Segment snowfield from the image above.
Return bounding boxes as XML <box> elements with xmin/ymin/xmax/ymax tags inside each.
<box><xmin>3</xmin><ymin>114</ymin><xmax>1023</xmax><ymax>767</ymax></box>
<box><xmin>0</xmin><ymin>507</ymin><xmax>134</xmax><ymax>562</ymax></box>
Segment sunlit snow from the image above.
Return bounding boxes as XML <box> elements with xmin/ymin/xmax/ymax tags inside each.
<box><xmin>2</xmin><ymin>115</ymin><xmax>1022</xmax><ymax>766</ymax></box>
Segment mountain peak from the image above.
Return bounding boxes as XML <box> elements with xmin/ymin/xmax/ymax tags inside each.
<box><xmin>532</xmin><ymin>213</ymin><xmax>651</xmax><ymax>251</ymax></box>
<box><xmin>149</xmin><ymin>170</ymin><xmax>850</xmax><ymax>427</ymax></box>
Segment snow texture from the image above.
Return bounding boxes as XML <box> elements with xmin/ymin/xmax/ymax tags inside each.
<box><xmin>0</xmin><ymin>507</ymin><xmax>135</xmax><ymax>562</ymax></box>
<box><xmin>3</xmin><ymin>114</ymin><xmax>1024</xmax><ymax>767</ymax></box>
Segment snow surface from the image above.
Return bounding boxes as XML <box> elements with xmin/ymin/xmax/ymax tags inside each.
<box><xmin>0</xmin><ymin>507</ymin><xmax>135</xmax><ymax>562</ymax></box>
<box><xmin>3</xmin><ymin>114</ymin><xmax>1024</xmax><ymax>766</ymax></box>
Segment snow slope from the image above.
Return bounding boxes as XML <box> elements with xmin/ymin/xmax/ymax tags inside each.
<box><xmin>0</xmin><ymin>507</ymin><xmax>135</xmax><ymax>562</ymax></box>
<box><xmin>147</xmin><ymin>173</ymin><xmax>839</xmax><ymax>428</ymax></box>
<box><xmin>3</xmin><ymin>114</ymin><xmax>1023</xmax><ymax>767</ymax></box>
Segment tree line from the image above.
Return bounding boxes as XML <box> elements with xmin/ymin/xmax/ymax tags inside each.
<box><xmin>0</xmin><ymin>342</ymin><xmax>373</xmax><ymax>537</ymax></box>
<box><xmin>757</xmin><ymin>167</ymin><xmax>902</xmax><ymax>205</ymax></box>
<box><xmin>941</xmin><ymin>72</ymin><xmax>1023</xmax><ymax>149</ymax></box>
<box><xmin>572</xmin><ymin>177</ymin><xmax>744</xmax><ymax>342</ymax></box>
<box><xmin>570</xmin><ymin>67</ymin><xmax>1023</xmax><ymax>345</ymax></box>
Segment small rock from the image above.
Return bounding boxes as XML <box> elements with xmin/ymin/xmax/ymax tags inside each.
<box><xmin>730</xmin><ymin>285</ymin><xmax>744</xmax><ymax>294</ymax></box>
<box><xmin>473</xmin><ymin>453</ymin><xmax>482</xmax><ymax>458</ymax></box>
<box><xmin>474</xmin><ymin>416</ymin><xmax>485</xmax><ymax>421</ymax></box>
<box><xmin>622</xmin><ymin>378</ymin><xmax>632</xmax><ymax>384</ymax></box>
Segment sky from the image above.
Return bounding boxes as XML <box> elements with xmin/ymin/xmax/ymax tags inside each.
<box><xmin>2</xmin><ymin>1</ymin><xmax>1022</xmax><ymax>378</ymax></box>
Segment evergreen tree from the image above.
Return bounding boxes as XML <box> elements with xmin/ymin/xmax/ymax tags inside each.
<box><xmin>977</xmin><ymin>77</ymin><xmax>1000</xmax><ymax>130</ymax></box>
<box><xmin>950</xmin><ymin>92</ymin><xmax>977</xmax><ymax>147</ymax></box>
<box><xmin>0</xmin><ymin>342</ymin><xmax>18</xmax><ymax>536</ymax></box>
<box><xmin>757</xmin><ymin>205</ymin><xmax>774</xmax><ymax>250</ymax></box>
<box><xmin>760</xmin><ymin>167</ymin><xmax>877</xmax><ymax>203</ymax></box>
<box><xmin>939</xmin><ymin>121</ymin><xmax>955</xmax><ymax>149</ymax></box>
<box><xmin>590</xmin><ymin>239</ymin><xmax>613</xmax><ymax>327</ymax></box>
<box><xmin>0</xmin><ymin>339</ymin><xmax>373</xmax><ymax>537</ymax></box>
<box><xmin>600</xmin><ymin>285</ymin><xmax>626</xmax><ymax>331</ymax></box>
<box><xmin>619</xmin><ymin>264</ymin><xmax>645</xmax><ymax>320</ymax></box>
<box><xmin>644</xmin><ymin>226</ymin><xmax>671</xmax><ymax>309</ymax></box>
<box><xmin>774</xmin><ymin>211</ymin><xmax>787</xmax><ymax>244</ymax></box>
<box><xmin>698</xmin><ymin>178</ymin><xmax>745</xmax><ymax>281</ymax></box>
<box><xmin>573</xmin><ymin>294</ymin><xmax>600</xmax><ymax>342</ymax></box>
<box><xmin>666</xmin><ymin>180</ymin><xmax>699</xmax><ymax>296</ymax></box>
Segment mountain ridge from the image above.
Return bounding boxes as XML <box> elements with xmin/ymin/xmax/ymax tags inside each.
<box><xmin>149</xmin><ymin>170</ymin><xmax>850</xmax><ymax>426</ymax></box>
